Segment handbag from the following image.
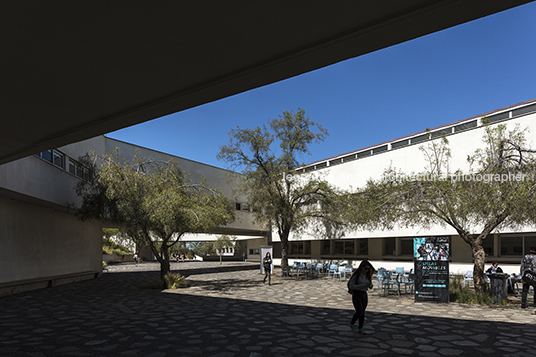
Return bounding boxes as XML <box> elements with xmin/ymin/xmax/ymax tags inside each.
<box><xmin>522</xmin><ymin>270</ymin><xmax>536</xmax><ymax>286</ymax></box>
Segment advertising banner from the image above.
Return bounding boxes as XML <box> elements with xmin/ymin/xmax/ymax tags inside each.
<box><xmin>414</xmin><ymin>237</ymin><xmax>450</xmax><ymax>303</ymax></box>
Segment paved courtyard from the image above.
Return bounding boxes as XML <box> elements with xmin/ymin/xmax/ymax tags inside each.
<box><xmin>1</xmin><ymin>261</ymin><xmax>536</xmax><ymax>357</ymax></box>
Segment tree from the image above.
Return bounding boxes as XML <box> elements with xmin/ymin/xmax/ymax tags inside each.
<box><xmin>189</xmin><ymin>241</ymin><xmax>214</xmax><ymax>258</ymax></box>
<box><xmin>217</xmin><ymin>108</ymin><xmax>343</xmax><ymax>269</ymax></box>
<box><xmin>213</xmin><ymin>235</ymin><xmax>237</xmax><ymax>265</ymax></box>
<box><xmin>76</xmin><ymin>151</ymin><xmax>236</xmax><ymax>280</ymax></box>
<box><xmin>348</xmin><ymin>123</ymin><xmax>536</xmax><ymax>293</ymax></box>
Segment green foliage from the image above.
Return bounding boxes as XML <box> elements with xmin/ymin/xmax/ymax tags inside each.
<box><xmin>348</xmin><ymin>124</ymin><xmax>536</xmax><ymax>293</ymax></box>
<box><xmin>213</xmin><ymin>235</ymin><xmax>237</xmax><ymax>264</ymax></box>
<box><xmin>190</xmin><ymin>241</ymin><xmax>214</xmax><ymax>257</ymax></box>
<box><xmin>164</xmin><ymin>272</ymin><xmax>187</xmax><ymax>289</ymax></box>
<box><xmin>218</xmin><ymin>109</ymin><xmax>343</xmax><ymax>269</ymax></box>
<box><xmin>76</xmin><ymin>150</ymin><xmax>236</xmax><ymax>280</ymax></box>
<box><xmin>102</xmin><ymin>237</ymin><xmax>132</xmax><ymax>256</ymax></box>
<box><xmin>449</xmin><ymin>276</ymin><xmax>494</xmax><ymax>305</ymax></box>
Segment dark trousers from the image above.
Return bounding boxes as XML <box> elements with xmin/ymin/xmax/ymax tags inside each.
<box><xmin>522</xmin><ymin>283</ymin><xmax>535</xmax><ymax>306</ymax></box>
<box><xmin>264</xmin><ymin>268</ymin><xmax>271</xmax><ymax>284</ymax></box>
<box><xmin>351</xmin><ymin>291</ymin><xmax>368</xmax><ymax>329</ymax></box>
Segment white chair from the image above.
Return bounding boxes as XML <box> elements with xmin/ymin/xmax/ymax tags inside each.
<box><xmin>463</xmin><ymin>270</ymin><xmax>474</xmax><ymax>286</ymax></box>
<box><xmin>333</xmin><ymin>266</ymin><xmax>342</xmax><ymax>281</ymax></box>
<box><xmin>327</xmin><ymin>264</ymin><xmax>338</xmax><ymax>277</ymax></box>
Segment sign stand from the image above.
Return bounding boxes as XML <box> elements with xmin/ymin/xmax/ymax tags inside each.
<box><xmin>414</xmin><ymin>237</ymin><xmax>450</xmax><ymax>303</ymax></box>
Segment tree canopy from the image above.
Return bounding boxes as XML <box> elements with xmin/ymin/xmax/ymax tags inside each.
<box><xmin>217</xmin><ymin>109</ymin><xmax>344</xmax><ymax>269</ymax></box>
<box><xmin>348</xmin><ymin>123</ymin><xmax>536</xmax><ymax>292</ymax></box>
<box><xmin>76</xmin><ymin>151</ymin><xmax>235</xmax><ymax>280</ymax></box>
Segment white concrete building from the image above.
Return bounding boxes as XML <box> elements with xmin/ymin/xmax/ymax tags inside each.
<box><xmin>2</xmin><ymin>98</ymin><xmax>536</xmax><ymax>294</ymax></box>
<box><xmin>0</xmin><ymin>136</ymin><xmax>266</xmax><ymax>294</ymax></box>
<box><xmin>269</xmin><ymin>98</ymin><xmax>536</xmax><ymax>271</ymax></box>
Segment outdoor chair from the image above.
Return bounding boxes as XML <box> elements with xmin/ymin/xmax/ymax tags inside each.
<box><xmin>333</xmin><ymin>265</ymin><xmax>342</xmax><ymax>282</ymax></box>
<box><xmin>404</xmin><ymin>273</ymin><xmax>416</xmax><ymax>294</ymax></box>
<box><xmin>463</xmin><ymin>270</ymin><xmax>474</xmax><ymax>286</ymax></box>
<box><xmin>382</xmin><ymin>271</ymin><xmax>401</xmax><ymax>296</ymax></box>
<box><xmin>327</xmin><ymin>264</ymin><xmax>338</xmax><ymax>278</ymax></box>
<box><xmin>280</xmin><ymin>266</ymin><xmax>291</xmax><ymax>279</ymax></box>
<box><xmin>376</xmin><ymin>268</ymin><xmax>387</xmax><ymax>289</ymax></box>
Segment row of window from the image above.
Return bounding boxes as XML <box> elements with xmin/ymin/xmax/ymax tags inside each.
<box><xmin>35</xmin><ymin>149</ymin><xmax>92</xmax><ymax>181</ymax></box>
<box><xmin>384</xmin><ymin>235</ymin><xmax>536</xmax><ymax>257</ymax></box>
<box><xmin>273</xmin><ymin>234</ymin><xmax>535</xmax><ymax>259</ymax></box>
<box><xmin>281</xmin><ymin>239</ymin><xmax>369</xmax><ymax>257</ymax></box>
<box><xmin>301</xmin><ymin>102</ymin><xmax>536</xmax><ymax>173</ymax></box>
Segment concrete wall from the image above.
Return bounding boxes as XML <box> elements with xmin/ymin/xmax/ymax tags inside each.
<box><xmin>0</xmin><ymin>194</ymin><xmax>102</xmax><ymax>285</ymax></box>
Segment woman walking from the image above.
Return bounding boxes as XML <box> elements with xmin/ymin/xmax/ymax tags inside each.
<box><xmin>263</xmin><ymin>252</ymin><xmax>272</xmax><ymax>285</ymax></box>
<box><xmin>347</xmin><ymin>260</ymin><xmax>375</xmax><ymax>335</ymax></box>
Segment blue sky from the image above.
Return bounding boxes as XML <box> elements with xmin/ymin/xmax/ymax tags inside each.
<box><xmin>108</xmin><ymin>2</ymin><xmax>536</xmax><ymax>169</ymax></box>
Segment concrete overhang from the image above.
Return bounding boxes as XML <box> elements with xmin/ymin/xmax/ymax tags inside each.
<box><xmin>1</xmin><ymin>1</ymin><xmax>532</xmax><ymax>165</ymax></box>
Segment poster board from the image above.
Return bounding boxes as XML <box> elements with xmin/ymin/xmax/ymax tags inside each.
<box><xmin>414</xmin><ymin>237</ymin><xmax>450</xmax><ymax>303</ymax></box>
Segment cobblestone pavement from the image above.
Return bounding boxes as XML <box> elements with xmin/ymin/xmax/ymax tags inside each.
<box><xmin>1</xmin><ymin>261</ymin><xmax>536</xmax><ymax>357</ymax></box>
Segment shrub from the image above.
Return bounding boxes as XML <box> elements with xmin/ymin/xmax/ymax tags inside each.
<box><xmin>102</xmin><ymin>238</ymin><xmax>132</xmax><ymax>256</ymax></box>
<box><xmin>449</xmin><ymin>276</ymin><xmax>494</xmax><ymax>304</ymax></box>
<box><xmin>164</xmin><ymin>273</ymin><xmax>187</xmax><ymax>289</ymax></box>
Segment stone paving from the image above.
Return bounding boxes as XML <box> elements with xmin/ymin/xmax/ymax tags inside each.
<box><xmin>1</xmin><ymin>261</ymin><xmax>536</xmax><ymax>357</ymax></box>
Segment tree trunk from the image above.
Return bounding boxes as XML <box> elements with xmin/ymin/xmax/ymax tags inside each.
<box><xmin>220</xmin><ymin>253</ymin><xmax>222</xmax><ymax>265</ymax></box>
<box><xmin>160</xmin><ymin>247</ymin><xmax>171</xmax><ymax>281</ymax></box>
<box><xmin>471</xmin><ymin>242</ymin><xmax>487</xmax><ymax>294</ymax></box>
<box><xmin>280</xmin><ymin>235</ymin><xmax>289</xmax><ymax>270</ymax></box>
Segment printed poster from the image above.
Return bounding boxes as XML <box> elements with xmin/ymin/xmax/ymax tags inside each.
<box><xmin>414</xmin><ymin>237</ymin><xmax>450</xmax><ymax>303</ymax></box>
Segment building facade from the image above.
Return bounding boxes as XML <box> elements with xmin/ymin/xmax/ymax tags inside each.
<box><xmin>2</xmin><ymin>98</ymin><xmax>536</xmax><ymax>294</ymax></box>
<box><xmin>270</xmin><ymin>98</ymin><xmax>536</xmax><ymax>269</ymax></box>
<box><xmin>0</xmin><ymin>136</ymin><xmax>266</xmax><ymax>294</ymax></box>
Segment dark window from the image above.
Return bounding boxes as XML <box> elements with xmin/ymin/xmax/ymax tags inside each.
<box><xmin>41</xmin><ymin>150</ymin><xmax>52</xmax><ymax>162</ymax></box>
<box><xmin>321</xmin><ymin>240</ymin><xmax>331</xmax><ymax>255</ymax></box>
<box><xmin>401</xmin><ymin>239</ymin><xmax>413</xmax><ymax>255</ymax></box>
<box><xmin>391</xmin><ymin>139</ymin><xmax>409</xmax><ymax>149</ymax></box>
<box><xmin>501</xmin><ymin>236</ymin><xmax>522</xmax><ymax>256</ymax></box>
<box><xmin>486</xmin><ymin>112</ymin><xmax>509</xmax><ymax>123</ymax></box>
<box><xmin>69</xmin><ymin>160</ymin><xmax>76</xmax><ymax>175</ymax></box>
<box><xmin>53</xmin><ymin>151</ymin><xmax>65</xmax><ymax>169</ymax></box>
<box><xmin>358</xmin><ymin>239</ymin><xmax>368</xmax><ymax>255</ymax></box>
<box><xmin>454</xmin><ymin>120</ymin><xmax>477</xmax><ymax>132</ymax></box>
<box><xmin>357</xmin><ymin>150</ymin><xmax>371</xmax><ymax>158</ymax></box>
<box><xmin>329</xmin><ymin>158</ymin><xmax>343</xmax><ymax>166</ymax></box>
<box><xmin>384</xmin><ymin>238</ymin><xmax>395</xmax><ymax>256</ymax></box>
<box><xmin>372</xmin><ymin>145</ymin><xmax>388</xmax><ymax>154</ymax></box>
<box><xmin>431</xmin><ymin>128</ymin><xmax>451</xmax><ymax>139</ymax></box>
<box><xmin>525</xmin><ymin>236</ymin><xmax>536</xmax><ymax>255</ymax></box>
<box><xmin>411</xmin><ymin>133</ymin><xmax>429</xmax><ymax>144</ymax></box>
<box><xmin>483</xmin><ymin>236</ymin><xmax>494</xmax><ymax>255</ymax></box>
<box><xmin>342</xmin><ymin>154</ymin><xmax>357</xmax><ymax>163</ymax></box>
<box><xmin>344</xmin><ymin>241</ymin><xmax>354</xmax><ymax>255</ymax></box>
<box><xmin>235</xmin><ymin>203</ymin><xmax>241</xmax><ymax>210</ymax></box>
<box><xmin>334</xmin><ymin>241</ymin><xmax>344</xmax><ymax>255</ymax></box>
<box><xmin>290</xmin><ymin>241</ymin><xmax>310</xmax><ymax>255</ymax></box>
<box><xmin>512</xmin><ymin>103</ymin><xmax>536</xmax><ymax>117</ymax></box>
<box><xmin>304</xmin><ymin>241</ymin><xmax>311</xmax><ymax>255</ymax></box>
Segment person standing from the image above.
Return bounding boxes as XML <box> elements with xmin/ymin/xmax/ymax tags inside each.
<box><xmin>347</xmin><ymin>260</ymin><xmax>375</xmax><ymax>335</ymax></box>
<box><xmin>133</xmin><ymin>253</ymin><xmax>138</xmax><ymax>266</ymax></box>
<box><xmin>521</xmin><ymin>247</ymin><xmax>536</xmax><ymax>308</ymax></box>
<box><xmin>263</xmin><ymin>252</ymin><xmax>272</xmax><ymax>285</ymax></box>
